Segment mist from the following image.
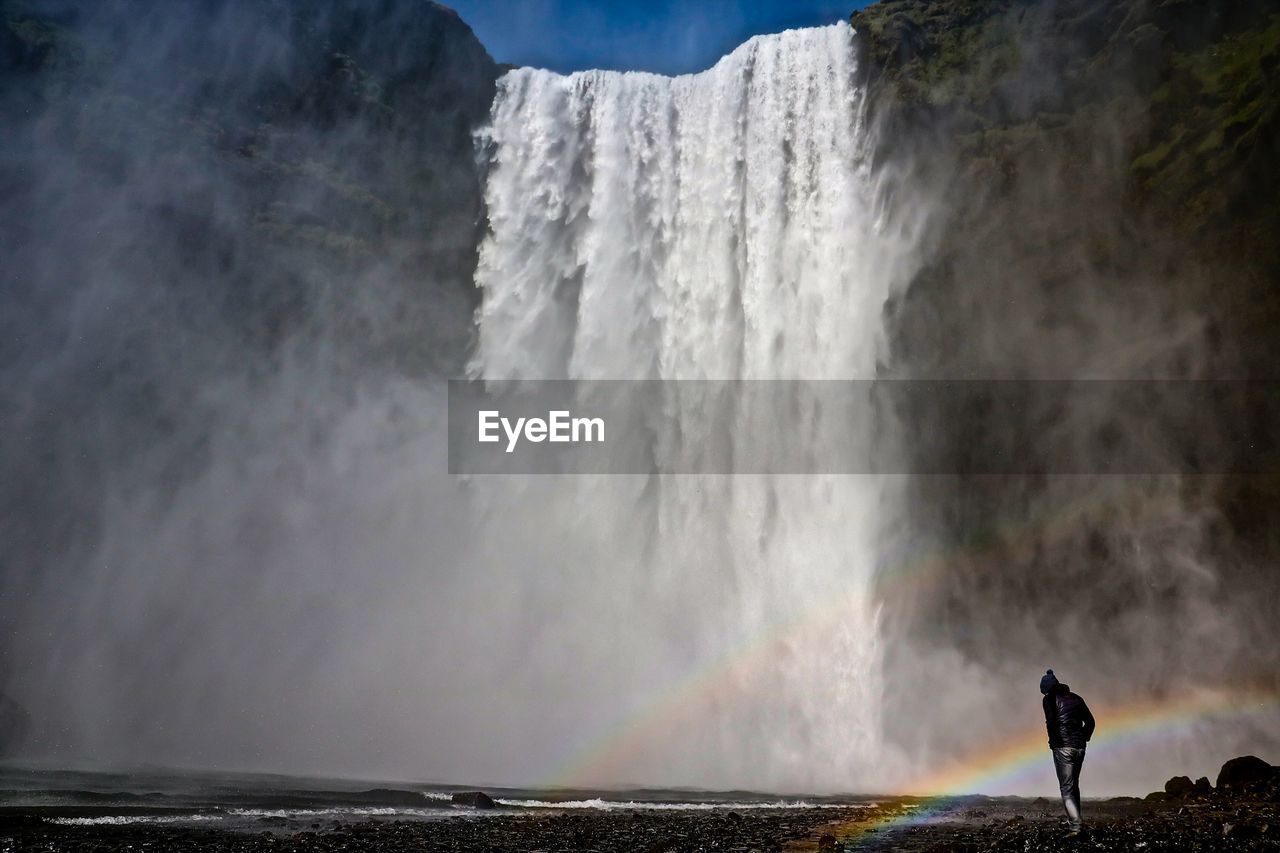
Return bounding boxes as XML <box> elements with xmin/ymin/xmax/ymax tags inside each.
<box><xmin>2</xmin><ymin>0</ymin><xmax>1278</xmax><ymax>799</ymax></box>
<box><xmin>861</xmin><ymin>0</ymin><xmax>1280</xmax><ymax>793</ymax></box>
<box><xmin>0</xmin><ymin>0</ymin><xmax>501</xmax><ymax>780</ymax></box>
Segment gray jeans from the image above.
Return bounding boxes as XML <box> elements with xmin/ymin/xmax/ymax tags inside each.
<box><xmin>1052</xmin><ymin>747</ymin><xmax>1086</xmax><ymax>829</ymax></box>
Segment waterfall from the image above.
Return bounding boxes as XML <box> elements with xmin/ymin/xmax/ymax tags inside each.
<box><xmin>469</xmin><ymin>24</ymin><xmax>912</xmax><ymax>791</ymax></box>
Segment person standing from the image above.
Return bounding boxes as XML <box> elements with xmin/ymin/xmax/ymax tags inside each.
<box><xmin>1040</xmin><ymin>669</ymin><xmax>1096</xmax><ymax>835</ymax></box>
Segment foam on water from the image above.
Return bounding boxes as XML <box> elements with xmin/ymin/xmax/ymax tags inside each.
<box><xmin>49</xmin><ymin>815</ymin><xmax>226</xmax><ymax>826</ymax></box>
<box><xmin>494</xmin><ymin>798</ymin><xmax>869</xmax><ymax>811</ymax></box>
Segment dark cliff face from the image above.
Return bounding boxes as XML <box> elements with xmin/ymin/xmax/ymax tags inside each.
<box><xmin>854</xmin><ymin>0</ymin><xmax>1279</xmax><ymax>369</ymax></box>
<box><xmin>853</xmin><ymin>0</ymin><xmax>1280</xmax><ymax>757</ymax></box>
<box><xmin>0</xmin><ymin>0</ymin><xmax>498</xmax><ymax>749</ymax></box>
<box><xmin>1</xmin><ymin>0</ymin><xmax>498</xmax><ymax>368</ymax></box>
<box><xmin>853</xmin><ymin>0</ymin><xmax>1280</xmax><ymax>378</ymax></box>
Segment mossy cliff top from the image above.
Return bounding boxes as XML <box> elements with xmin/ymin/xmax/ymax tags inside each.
<box><xmin>849</xmin><ymin>0</ymin><xmax>1279</xmax><ymax>379</ymax></box>
<box><xmin>850</xmin><ymin>0</ymin><xmax>1279</xmax><ymax>243</ymax></box>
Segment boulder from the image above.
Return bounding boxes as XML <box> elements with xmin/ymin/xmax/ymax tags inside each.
<box><xmin>1216</xmin><ymin>755</ymin><xmax>1276</xmax><ymax>790</ymax></box>
<box><xmin>356</xmin><ymin>788</ymin><xmax>433</xmax><ymax>807</ymax></box>
<box><xmin>1193</xmin><ymin>776</ymin><xmax>1213</xmax><ymax>796</ymax></box>
<box><xmin>1164</xmin><ymin>775</ymin><xmax>1194</xmax><ymax>797</ymax></box>
<box><xmin>451</xmin><ymin>791</ymin><xmax>497</xmax><ymax>809</ymax></box>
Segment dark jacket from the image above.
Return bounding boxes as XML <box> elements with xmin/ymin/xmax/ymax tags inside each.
<box><xmin>1042</xmin><ymin>683</ymin><xmax>1095</xmax><ymax>749</ymax></box>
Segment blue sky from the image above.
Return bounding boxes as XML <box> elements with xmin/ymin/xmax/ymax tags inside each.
<box><xmin>448</xmin><ymin>0</ymin><xmax>870</xmax><ymax>75</ymax></box>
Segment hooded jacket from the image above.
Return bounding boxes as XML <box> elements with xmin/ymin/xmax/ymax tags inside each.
<box><xmin>1042</xmin><ymin>683</ymin><xmax>1095</xmax><ymax>749</ymax></box>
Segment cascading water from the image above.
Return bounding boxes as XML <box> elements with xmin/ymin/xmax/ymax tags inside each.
<box><xmin>469</xmin><ymin>23</ymin><xmax>916</xmax><ymax>790</ymax></box>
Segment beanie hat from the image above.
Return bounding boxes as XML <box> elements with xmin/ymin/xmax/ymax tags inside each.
<box><xmin>1040</xmin><ymin>669</ymin><xmax>1059</xmax><ymax>694</ymax></box>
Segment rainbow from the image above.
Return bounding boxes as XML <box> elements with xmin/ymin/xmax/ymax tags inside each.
<box><xmin>542</xmin><ymin>584</ymin><xmax>871</xmax><ymax>786</ymax></box>
<box><xmin>902</xmin><ymin>685</ymin><xmax>1279</xmax><ymax>797</ymax></box>
<box><xmin>832</xmin><ymin>684</ymin><xmax>1280</xmax><ymax>844</ymax></box>
<box><xmin>540</xmin><ymin>480</ymin><xmax>1203</xmax><ymax>788</ymax></box>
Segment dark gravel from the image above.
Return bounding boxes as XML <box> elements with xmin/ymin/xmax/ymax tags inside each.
<box><xmin>4</xmin><ymin>778</ymin><xmax>1278</xmax><ymax>852</ymax></box>
<box><xmin>0</xmin><ymin>807</ymin><xmax>869</xmax><ymax>853</ymax></box>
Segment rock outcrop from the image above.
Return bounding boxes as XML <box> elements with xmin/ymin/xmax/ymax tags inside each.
<box><xmin>1164</xmin><ymin>775</ymin><xmax>1195</xmax><ymax>798</ymax></box>
<box><xmin>1216</xmin><ymin>755</ymin><xmax>1278</xmax><ymax>790</ymax></box>
<box><xmin>451</xmin><ymin>791</ymin><xmax>497</xmax><ymax>809</ymax></box>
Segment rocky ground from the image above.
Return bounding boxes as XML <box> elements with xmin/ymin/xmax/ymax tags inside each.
<box><xmin>833</xmin><ymin>793</ymin><xmax>1280</xmax><ymax>851</ymax></box>
<box><xmin>0</xmin><ymin>807</ymin><xmax>869</xmax><ymax>853</ymax></box>
<box><xmin>2</xmin><ymin>792</ymin><xmax>1276</xmax><ymax>853</ymax></box>
<box><xmin>832</xmin><ymin>755</ymin><xmax>1280</xmax><ymax>851</ymax></box>
<box><xmin>2</xmin><ymin>758</ymin><xmax>1277</xmax><ymax>851</ymax></box>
